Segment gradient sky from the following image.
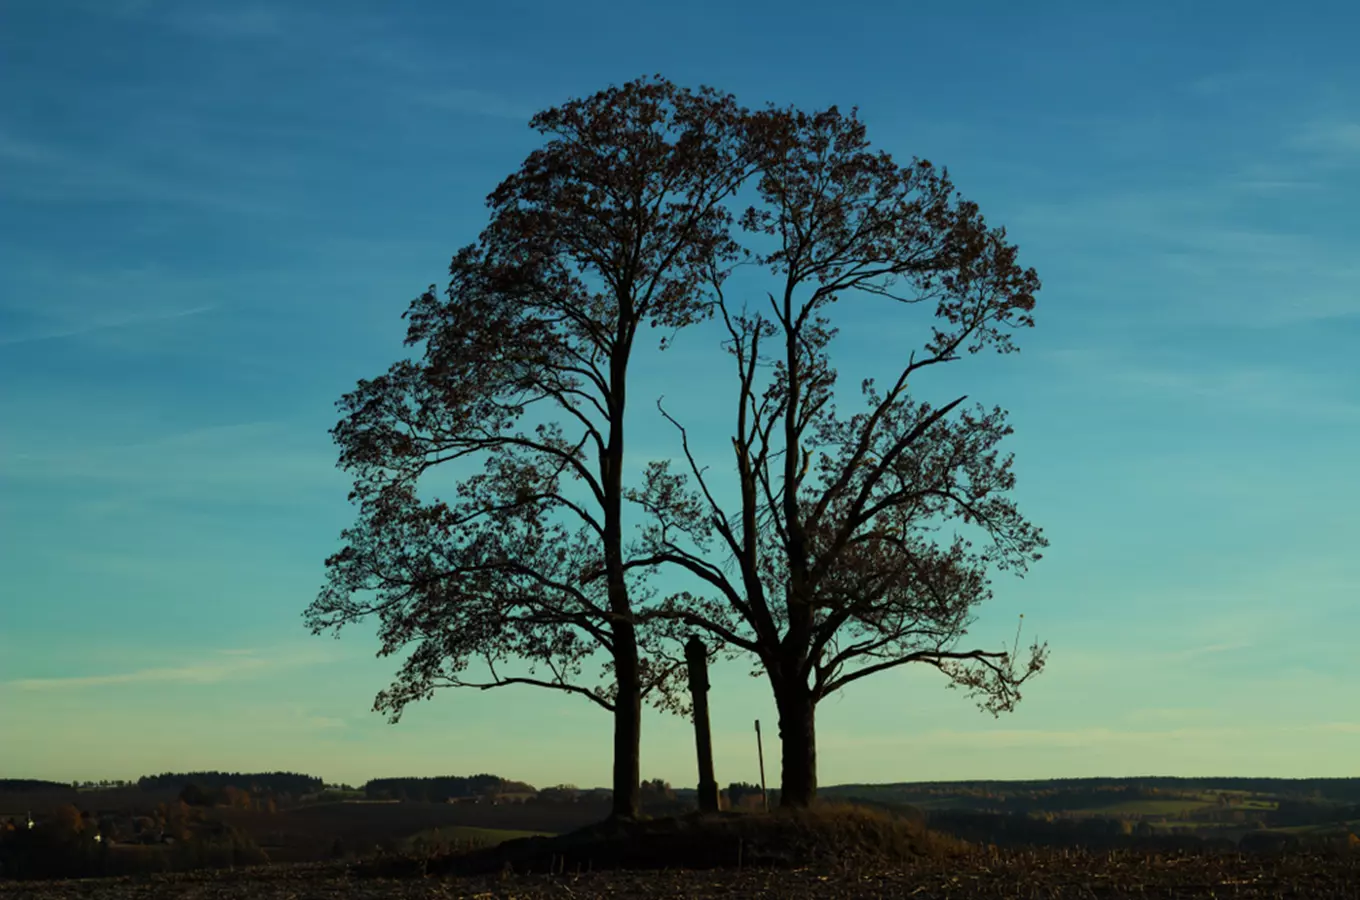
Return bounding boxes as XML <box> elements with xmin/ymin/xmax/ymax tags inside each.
<box><xmin>2</xmin><ymin>0</ymin><xmax>1357</xmax><ymax>790</ymax></box>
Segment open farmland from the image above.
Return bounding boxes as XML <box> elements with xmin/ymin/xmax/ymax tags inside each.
<box><xmin>1082</xmin><ymin>799</ymin><xmax>1217</xmax><ymax>817</ymax></box>
<box><xmin>5</xmin><ymin>850</ymin><xmax>1360</xmax><ymax>899</ymax></box>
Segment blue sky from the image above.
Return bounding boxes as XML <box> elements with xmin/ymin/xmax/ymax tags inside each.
<box><xmin>2</xmin><ymin>0</ymin><xmax>1357</xmax><ymax>789</ymax></box>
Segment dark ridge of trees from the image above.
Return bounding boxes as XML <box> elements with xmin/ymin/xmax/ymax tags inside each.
<box><xmin>362</xmin><ymin>775</ymin><xmax>536</xmax><ymax>802</ymax></box>
<box><xmin>825</xmin><ymin>777</ymin><xmax>1360</xmax><ymax>804</ymax></box>
<box><xmin>136</xmin><ymin>772</ymin><xmax>322</xmax><ymax>795</ymax></box>
<box><xmin>0</xmin><ymin>779</ymin><xmax>69</xmax><ymax>793</ymax></box>
<box><xmin>1270</xmin><ymin>800</ymin><xmax>1360</xmax><ymax>829</ymax></box>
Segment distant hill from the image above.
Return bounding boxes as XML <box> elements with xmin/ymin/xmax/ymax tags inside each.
<box><xmin>819</xmin><ymin>777</ymin><xmax>1360</xmax><ymax>853</ymax></box>
<box><xmin>0</xmin><ymin>779</ymin><xmax>69</xmax><ymax>793</ymax></box>
<box><xmin>362</xmin><ymin>775</ymin><xmax>537</xmax><ymax>802</ymax></box>
<box><xmin>822</xmin><ymin>777</ymin><xmax>1360</xmax><ymax>807</ymax></box>
<box><xmin>136</xmin><ymin>771</ymin><xmax>323</xmax><ymax>795</ymax></box>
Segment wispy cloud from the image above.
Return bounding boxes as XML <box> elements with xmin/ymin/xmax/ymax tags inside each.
<box><xmin>1010</xmin><ymin>93</ymin><xmax>1360</xmax><ymax>328</ymax></box>
<box><xmin>0</xmin><ymin>128</ymin><xmax>280</xmax><ymax>215</ymax></box>
<box><xmin>414</xmin><ymin>88</ymin><xmax>536</xmax><ymax>122</ymax></box>
<box><xmin>0</xmin><ymin>304</ymin><xmax>217</xmax><ymax>347</ymax></box>
<box><xmin>1111</xmin><ymin>365</ymin><xmax>1358</xmax><ymax>420</ymax></box>
<box><xmin>1320</xmin><ymin>722</ymin><xmax>1360</xmax><ymax>735</ymax></box>
<box><xmin>3</xmin><ymin>647</ymin><xmax>322</xmax><ymax>692</ymax></box>
<box><xmin>1125</xmin><ymin>707</ymin><xmax>1224</xmax><ymax>724</ymax></box>
<box><xmin>1</xmin><ymin>421</ymin><xmax>342</xmax><ymax>502</ymax></box>
<box><xmin>291</xmin><ymin>713</ymin><xmax>347</xmax><ymax>731</ymax></box>
<box><xmin>1043</xmin><ymin>349</ymin><xmax>1360</xmax><ymax>420</ymax></box>
<box><xmin>821</xmin><ymin>720</ymin><xmax>1358</xmax><ymax>752</ymax></box>
<box><xmin>3</xmin><ymin>643</ymin><xmax>345</xmax><ymax>693</ymax></box>
<box><xmin>1165</xmin><ymin>642</ymin><xmax>1254</xmax><ymax>661</ymax></box>
<box><xmin>1289</xmin><ymin>120</ymin><xmax>1360</xmax><ymax>157</ymax></box>
<box><xmin>1184</xmin><ymin>71</ymin><xmax>1261</xmax><ymax>98</ymax></box>
<box><xmin>168</xmin><ymin>6</ymin><xmax>285</xmax><ymax>39</ymax></box>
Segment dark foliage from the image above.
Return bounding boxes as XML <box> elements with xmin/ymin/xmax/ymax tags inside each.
<box><xmin>829</xmin><ymin>776</ymin><xmax>1360</xmax><ymax>804</ymax></box>
<box><xmin>362</xmin><ymin>775</ymin><xmax>533</xmax><ymax>802</ymax></box>
<box><xmin>634</xmin><ymin>101</ymin><xmax>1046</xmax><ymax>807</ymax></box>
<box><xmin>137</xmin><ymin>772</ymin><xmax>321</xmax><ymax>795</ymax></box>
<box><xmin>0</xmin><ymin>779</ymin><xmax>69</xmax><ymax>793</ymax></box>
<box><xmin>307</xmin><ymin>75</ymin><xmax>758</xmax><ymax>820</ymax></box>
<box><xmin>309</xmin><ymin>74</ymin><xmax>1048</xmax><ymax>815</ymax></box>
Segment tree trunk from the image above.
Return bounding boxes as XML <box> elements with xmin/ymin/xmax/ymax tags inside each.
<box><xmin>603</xmin><ymin>336</ymin><xmax>640</xmax><ymax>822</ymax></box>
<box><xmin>774</xmin><ymin>682</ymin><xmax>817</xmax><ymax>808</ymax></box>
<box><xmin>609</xmin><ymin>622</ymin><xmax>642</xmax><ymax>820</ymax></box>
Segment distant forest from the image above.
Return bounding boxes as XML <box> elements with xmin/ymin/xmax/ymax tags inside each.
<box><xmin>363</xmin><ymin>775</ymin><xmax>537</xmax><ymax>802</ymax></box>
<box><xmin>136</xmin><ymin>771</ymin><xmax>323</xmax><ymax>794</ymax></box>
<box><xmin>1</xmin><ymin>773</ymin><xmax>536</xmax><ymax>800</ymax></box>
<box><xmin>827</xmin><ymin>777</ymin><xmax>1360</xmax><ymax>804</ymax></box>
<box><xmin>6</xmin><ymin>774</ymin><xmax>1357</xmax><ymax>805</ymax></box>
<box><xmin>0</xmin><ymin>780</ymin><xmax>69</xmax><ymax>793</ymax></box>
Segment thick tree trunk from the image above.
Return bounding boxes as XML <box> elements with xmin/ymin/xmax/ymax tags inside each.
<box><xmin>610</xmin><ymin>631</ymin><xmax>642</xmax><ymax>820</ymax></box>
<box><xmin>603</xmin><ymin>337</ymin><xmax>641</xmax><ymax>822</ymax></box>
<box><xmin>775</xmin><ymin>682</ymin><xmax>817</xmax><ymax>808</ymax></box>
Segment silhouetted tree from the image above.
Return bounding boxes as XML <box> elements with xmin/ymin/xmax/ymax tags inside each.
<box><xmin>49</xmin><ymin>805</ymin><xmax>84</xmax><ymax>839</ymax></box>
<box><xmin>640</xmin><ymin>778</ymin><xmax>675</xmax><ymax>800</ymax></box>
<box><xmin>633</xmin><ymin>104</ymin><xmax>1048</xmax><ymax>807</ymax></box>
<box><xmin>536</xmin><ymin>784</ymin><xmax>581</xmax><ymax>804</ymax></box>
<box><xmin>306</xmin><ymin>75</ymin><xmax>757</xmax><ymax>820</ymax></box>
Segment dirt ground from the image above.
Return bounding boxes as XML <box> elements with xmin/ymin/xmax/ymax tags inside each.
<box><xmin>4</xmin><ymin>852</ymin><xmax>1359</xmax><ymax>900</ymax></box>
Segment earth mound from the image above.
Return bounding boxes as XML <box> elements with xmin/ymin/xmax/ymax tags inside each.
<box><xmin>356</xmin><ymin>803</ymin><xmax>969</xmax><ymax>877</ymax></box>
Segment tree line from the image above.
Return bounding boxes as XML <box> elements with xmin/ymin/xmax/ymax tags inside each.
<box><xmin>0</xmin><ymin>780</ymin><xmax>69</xmax><ymax>793</ymax></box>
<box><xmin>363</xmin><ymin>775</ymin><xmax>535</xmax><ymax>802</ymax></box>
<box><xmin>306</xmin><ymin>74</ymin><xmax>1049</xmax><ymax>820</ymax></box>
<box><xmin>842</xmin><ymin>776</ymin><xmax>1360</xmax><ymax>798</ymax></box>
<box><xmin>136</xmin><ymin>772</ymin><xmax>322</xmax><ymax>795</ymax></box>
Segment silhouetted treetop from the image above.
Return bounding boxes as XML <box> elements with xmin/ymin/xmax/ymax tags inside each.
<box><xmin>135</xmin><ymin>771</ymin><xmax>321</xmax><ymax>794</ymax></box>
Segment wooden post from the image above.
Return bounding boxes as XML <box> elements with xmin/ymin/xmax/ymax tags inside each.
<box><xmin>684</xmin><ymin>635</ymin><xmax>719</xmax><ymax>813</ymax></box>
<box><xmin>754</xmin><ymin>719</ymin><xmax>769</xmax><ymax>812</ymax></box>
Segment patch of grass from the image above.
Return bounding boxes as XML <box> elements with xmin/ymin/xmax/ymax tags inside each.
<box><xmin>402</xmin><ymin>825</ymin><xmax>548</xmax><ymax>852</ymax></box>
<box><xmin>1085</xmin><ymin>800</ymin><xmax>1215</xmax><ymax>817</ymax></box>
<box><xmin>1266</xmin><ymin>820</ymin><xmax>1360</xmax><ymax>836</ymax></box>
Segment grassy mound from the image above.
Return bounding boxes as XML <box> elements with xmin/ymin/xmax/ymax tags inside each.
<box><xmin>356</xmin><ymin>803</ymin><xmax>970</xmax><ymax>877</ymax></box>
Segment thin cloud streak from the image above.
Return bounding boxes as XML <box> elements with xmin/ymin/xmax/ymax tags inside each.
<box><xmin>1290</xmin><ymin>120</ymin><xmax>1360</xmax><ymax>156</ymax></box>
<box><xmin>0</xmin><ymin>128</ymin><xmax>282</xmax><ymax>216</ymax></box>
<box><xmin>412</xmin><ymin>87</ymin><xmax>536</xmax><ymax>122</ymax></box>
<box><xmin>168</xmin><ymin>6</ymin><xmax>286</xmax><ymax>39</ymax></box>
<box><xmin>1039</xmin><ymin>348</ymin><xmax>1360</xmax><ymax>421</ymax></box>
<box><xmin>0</xmin><ymin>305</ymin><xmax>218</xmax><ymax>347</ymax></box>
<box><xmin>821</xmin><ymin>721</ymin><xmax>1360</xmax><ymax>752</ymax></box>
<box><xmin>5</xmin><ymin>646</ymin><xmax>336</xmax><ymax>691</ymax></box>
<box><xmin>9</xmin><ymin>656</ymin><xmax>269</xmax><ymax>691</ymax></box>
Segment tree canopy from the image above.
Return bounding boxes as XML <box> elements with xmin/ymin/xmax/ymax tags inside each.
<box><xmin>631</xmin><ymin>103</ymin><xmax>1048</xmax><ymax>804</ymax></box>
<box><xmin>307</xmin><ymin>76</ymin><xmax>758</xmax><ymax>819</ymax></box>
<box><xmin>310</xmin><ymin>74</ymin><xmax>1049</xmax><ymax>814</ymax></box>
